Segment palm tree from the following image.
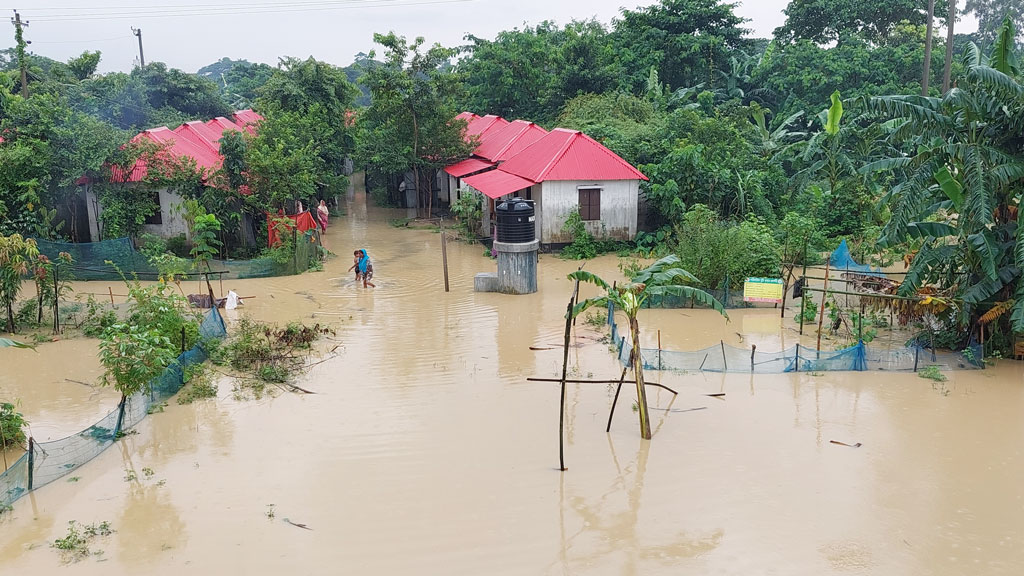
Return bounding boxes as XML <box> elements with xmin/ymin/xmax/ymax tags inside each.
<box><xmin>861</xmin><ymin>18</ymin><xmax>1024</xmax><ymax>335</ymax></box>
<box><xmin>568</xmin><ymin>256</ymin><xmax>728</xmax><ymax>440</ymax></box>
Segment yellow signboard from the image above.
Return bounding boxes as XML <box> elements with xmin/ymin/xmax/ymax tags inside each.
<box><xmin>743</xmin><ymin>277</ymin><xmax>784</xmax><ymax>303</ymax></box>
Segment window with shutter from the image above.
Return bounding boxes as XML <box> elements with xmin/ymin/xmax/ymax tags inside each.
<box><xmin>578</xmin><ymin>188</ymin><xmax>601</xmax><ymax>221</ymax></box>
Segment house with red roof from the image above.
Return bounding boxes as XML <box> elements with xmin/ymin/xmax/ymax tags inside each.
<box><xmin>459</xmin><ymin>126</ymin><xmax>647</xmax><ymax>245</ymax></box>
<box><xmin>439</xmin><ymin>115</ymin><xmax>548</xmax><ymax>208</ymax></box>
<box><xmin>83</xmin><ymin>110</ymin><xmax>262</xmax><ymax>242</ymax></box>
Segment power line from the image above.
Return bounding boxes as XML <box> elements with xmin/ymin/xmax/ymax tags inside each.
<box><xmin>31</xmin><ymin>35</ymin><xmax>133</xmax><ymax>45</ymax></box>
<box><xmin>11</xmin><ymin>0</ymin><xmax>475</xmax><ymax>22</ymax></box>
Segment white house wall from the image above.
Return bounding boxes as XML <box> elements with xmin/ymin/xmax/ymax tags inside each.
<box><xmin>142</xmin><ymin>189</ymin><xmax>189</xmax><ymax>238</ymax></box>
<box><xmin>538</xmin><ymin>180</ymin><xmax>638</xmax><ymax>244</ymax></box>
<box><xmin>84</xmin><ymin>185</ymin><xmax>190</xmax><ymax>241</ymax></box>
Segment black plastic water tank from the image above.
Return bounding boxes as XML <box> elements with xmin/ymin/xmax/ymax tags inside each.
<box><xmin>495</xmin><ymin>197</ymin><xmax>535</xmax><ymax>243</ymax></box>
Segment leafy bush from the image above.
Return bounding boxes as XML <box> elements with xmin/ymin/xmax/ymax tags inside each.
<box><xmin>165</xmin><ymin>234</ymin><xmax>191</xmax><ymax>258</ymax></box>
<box><xmin>450</xmin><ymin>193</ymin><xmax>482</xmax><ymax>239</ymax></box>
<box><xmin>674</xmin><ymin>204</ymin><xmax>780</xmax><ymax>289</ymax></box>
<box><xmin>0</xmin><ymin>402</ymin><xmax>27</xmax><ymax>448</ymax></box>
<box><xmin>79</xmin><ymin>295</ymin><xmax>118</xmax><ymax>337</ymax></box>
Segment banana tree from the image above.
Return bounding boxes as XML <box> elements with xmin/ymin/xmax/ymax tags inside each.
<box><xmin>861</xmin><ymin>18</ymin><xmax>1024</xmax><ymax>337</ymax></box>
<box><xmin>568</xmin><ymin>255</ymin><xmax>727</xmax><ymax>440</ymax></box>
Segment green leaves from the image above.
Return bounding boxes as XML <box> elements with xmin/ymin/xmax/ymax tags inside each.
<box><xmin>989</xmin><ymin>16</ymin><xmax>1020</xmax><ymax>77</ymax></box>
<box><xmin>824</xmin><ymin>90</ymin><xmax>843</xmax><ymax>136</ymax></box>
<box><xmin>0</xmin><ymin>337</ymin><xmax>34</xmax><ymax>349</ymax></box>
<box><xmin>933</xmin><ymin>166</ymin><xmax>963</xmax><ymax>210</ymax></box>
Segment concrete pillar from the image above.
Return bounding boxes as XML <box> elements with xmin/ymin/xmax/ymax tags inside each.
<box><xmin>494</xmin><ymin>240</ymin><xmax>539</xmax><ymax>295</ymax></box>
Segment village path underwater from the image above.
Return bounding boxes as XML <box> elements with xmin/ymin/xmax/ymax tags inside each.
<box><xmin>2</xmin><ymin>174</ymin><xmax>1024</xmax><ymax>575</ymax></box>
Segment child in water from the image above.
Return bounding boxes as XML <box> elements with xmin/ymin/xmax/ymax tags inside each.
<box><xmin>347</xmin><ymin>250</ymin><xmax>362</xmax><ymax>282</ymax></box>
<box><xmin>347</xmin><ymin>249</ymin><xmax>375</xmax><ymax>288</ymax></box>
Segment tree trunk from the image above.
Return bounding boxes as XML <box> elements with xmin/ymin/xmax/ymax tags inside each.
<box><xmin>5</xmin><ymin>301</ymin><xmax>14</xmax><ymax>333</ymax></box>
<box><xmin>629</xmin><ymin>314</ymin><xmax>652</xmax><ymax>440</ymax></box>
<box><xmin>922</xmin><ymin>0</ymin><xmax>936</xmax><ymax>96</ymax></box>
<box><xmin>942</xmin><ymin>0</ymin><xmax>956</xmax><ymax>93</ymax></box>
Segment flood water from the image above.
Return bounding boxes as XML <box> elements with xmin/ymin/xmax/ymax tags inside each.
<box><xmin>2</xmin><ymin>174</ymin><xmax>1023</xmax><ymax>574</ymax></box>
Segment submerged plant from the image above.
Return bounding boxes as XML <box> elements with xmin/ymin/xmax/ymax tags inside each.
<box><xmin>568</xmin><ymin>255</ymin><xmax>728</xmax><ymax>439</ymax></box>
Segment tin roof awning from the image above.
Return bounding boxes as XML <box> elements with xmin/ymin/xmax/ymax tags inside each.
<box><xmin>444</xmin><ymin>157</ymin><xmax>495</xmax><ymax>178</ymax></box>
<box><xmin>463</xmin><ymin>169</ymin><xmax>536</xmax><ymax>200</ymax></box>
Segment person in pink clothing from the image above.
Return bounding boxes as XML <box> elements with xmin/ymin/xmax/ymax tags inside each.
<box><xmin>316</xmin><ymin>199</ymin><xmax>329</xmax><ymax>233</ymax></box>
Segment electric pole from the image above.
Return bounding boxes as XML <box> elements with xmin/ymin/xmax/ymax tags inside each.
<box><xmin>132</xmin><ymin>27</ymin><xmax>145</xmax><ymax>68</ymax></box>
<box><xmin>10</xmin><ymin>10</ymin><xmax>30</xmax><ymax>98</ymax></box>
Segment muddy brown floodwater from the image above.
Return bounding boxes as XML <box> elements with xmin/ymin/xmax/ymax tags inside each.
<box><xmin>2</xmin><ymin>174</ymin><xmax>1023</xmax><ymax>574</ymax></box>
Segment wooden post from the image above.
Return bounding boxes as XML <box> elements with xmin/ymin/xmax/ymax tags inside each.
<box><xmin>27</xmin><ymin>437</ymin><xmax>34</xmax><ymax>490</ymax></box>
<box><xmin>657</xmin><ymin>330</ymin><xmax>662</xmax><ymax>372</ymax></box>
<box><xmin>181</xmin><ymin>327</ymin><xmax>186</xmax><ymax>353</ymax></box>
<box><xmin>53</xmin><ymin>265</ymin><xmax>60</xmax><ymax>334</ymax></box>
<box><xmin>441</xmin><ymin>229</ymin><xmax>450</xmax><ymax>293</ymax></box>
<box><xmin>859</xmin><ymin>301</ymin><xmax>865</xmax><ymax>341</ymax></box>
<box><xmin>799</xmin><ymin>239</ymin><xmax>809</xmax><ymax>334</ymax></box>
<box><xmin>795</xmin><ymin>343</ymin><xmax>801</xmax><ymax>372</ymax></box>
<box><xmin>913</xmin><ymin>345</ymin><xmax>920</xmax><ymax>372</ymax></box>
<box><xmin>114</xmin><ymin>396</ymin><xmax>126</xmax><ymax>439</ymax></box>
<box><xmin>720</xmin><ymin>340</ymin><xmax>728</xmax><ymax>372</ymax></box>
<box><xmin>108</xmin><ymin>286</ymin><xmax>115</xmax><ymax>305</ymax></box>
<box><xmin>751</xmin><ymin>344</ymin><xmax>756</xmax><ymax>372</ymax></box>
<box><xmin>219</xmin><ymin>273</ymin><xmax>224</xmax><ymax>298</ymax></box>
<box><xmin>816</xmin><ymin>258</ymin><xmax>831</xmax><ymax>355</ymax></box>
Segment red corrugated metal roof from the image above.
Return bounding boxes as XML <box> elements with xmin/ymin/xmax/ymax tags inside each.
<box><xmin>207</xmin><ymin>117</ymin><xmax>243</xmax><ymax>136</ymax></box>
<box><xmin>473</xmin><ymin>120</ymin><xmax>549</xmax><ymax>162</ymax></box>
<box><xmin>175</xmin><ymin>121</ymin><xmax>223</xmax><ymax>154</ymax></box>
<box><xmin>444</xmin><ymin>157</ymin><xmax>495</xmax><ymax>178</ymax></box>
<box><xmin>232</xmin><ymin>109</ymin><xmax>263</xmax><ymax>134</ymax></box>
<box><xmin>463</xmin><ymin>169</ymin><xmax>536</xmax><ymax>200</ymax></box>
<box><xmin>465</xmin><ymin>114</ymin><xmax>509</xmax><ymax>143</ymax></box>
<box><xmin>455</xmin><ymin>111</ymin><xmax>478</xmax><ymax>123</ymax></box>
<box><xmin>498</xmin><ymin>128</ymin><xmax>648</xmax><ymax>182</ymax></box>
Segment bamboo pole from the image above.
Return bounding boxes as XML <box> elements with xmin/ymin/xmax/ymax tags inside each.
<box><xmin>558</xmin><ymin>276</ymin><xmax>581</xmax><ymax>472</ymax></box>
<box><xmin>606</xmin><ymin>363</ymin><xmax>630</xmax><ymax>433</ymax></box>
<box><xmin>816</xmin><ymin>258</ymin><xmax>831</xmax><ymax>355</ymax></box>
<box><xmin>529</xmin><ymin>377</ymin><xmax>678</xmax><ymax>394</ymax></box>
<box><xmin>108</xmin><ymin>286</ymin><xmax>115</xmax><ymax>305</ymax></box>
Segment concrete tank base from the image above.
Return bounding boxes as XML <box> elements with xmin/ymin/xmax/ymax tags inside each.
<box><xmin>474</xmin><ymin>240</ymin><xmax>540</xmax><ymax>295</ymax></box>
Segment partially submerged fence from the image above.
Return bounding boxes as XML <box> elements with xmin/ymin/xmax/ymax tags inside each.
<box><xmin>0</xmin><ymin>307</ymin><xmax>227</xmax><ymax>509</ymax></box>
<box><xmin>606</xmin><ymin>302</ymin><xmax>983</xmax><ymax>373</ymax></box>
<box><xmin>35</xmin><ymin>232</ymin><xmax>322</xmax><ymax>281</ymax></box>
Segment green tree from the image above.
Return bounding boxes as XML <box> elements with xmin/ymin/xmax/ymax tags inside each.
<box><xmin>568</xmin><ymin>256</ymin><xmax>727</xmax><ymax>439</ymax></box>
<box><xmin>257</xmin><ymin>57</ymin><xmax>360</xmax><ymax>193</ymax></box>
<box><xmin>357</xmin><ymin>32</ymin><xmax>474</xmax><ymax>217</ymax></box>
<box><xmin>776</xmin><ymin>0</ymin><xmax>942</xmax><ymax>44</ymax></box>
<box><xmin>612</xmin><ymin>0</ymin><xmax>751</xmax><ymax>93</ymax></box>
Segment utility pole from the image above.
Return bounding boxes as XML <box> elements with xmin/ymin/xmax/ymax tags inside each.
<box><xmin>10</xmin><ymin>10</ymin><xmax>30</xmax><ymax>98</ymax></box>
<box><xmin>132</xmin><ymin>27</ymin><xmax>145</xmax><ymax>68</ymax></box>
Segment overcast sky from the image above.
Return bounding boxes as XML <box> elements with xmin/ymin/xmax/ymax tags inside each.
<box><xmin>4</xmin><ymin>0</ymin><xmax>975</xmax><ymax>74</ymax></box>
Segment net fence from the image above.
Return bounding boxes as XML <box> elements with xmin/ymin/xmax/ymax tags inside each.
<box><xmin>606</xmin><ymin>302</ymin><xmax>983</xmax><ymax>373</ymax></box>
<box><xmin>0</xmin><ymin>307</ymin><xmax>227</xmax><ymax>509</ymax></box>
<box><xmin>35</xmin><ymin>232</ymin><xmax>323</xmax><ymax>281</ymax></box>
